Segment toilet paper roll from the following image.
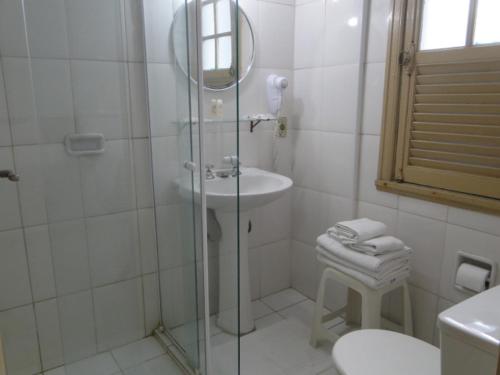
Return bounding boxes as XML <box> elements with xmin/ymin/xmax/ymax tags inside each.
<box><xmin>455</xmin><ymin>263</ymin><xmax>490</xmax><ymax>293</ymax></box>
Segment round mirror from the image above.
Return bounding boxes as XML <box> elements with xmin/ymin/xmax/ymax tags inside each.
<box><xmin>172</xmin><ymin>0</ymin><xmax>255</xmax><ymax>91</ymax></box>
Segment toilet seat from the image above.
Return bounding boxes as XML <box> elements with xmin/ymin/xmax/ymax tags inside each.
<box><xmin>332</xmin><ymin>329</ymin><xmax>440</xmax><ymax>375</ymax></box>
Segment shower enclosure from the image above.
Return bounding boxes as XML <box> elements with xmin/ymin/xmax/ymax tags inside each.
<box><xmin>0</xmin><ymin>0</ymin><xmax>241</xmax><ymax>374</ymax></box>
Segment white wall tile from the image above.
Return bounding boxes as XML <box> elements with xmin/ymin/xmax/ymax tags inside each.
<box><xmin>292</xmin><ymin>68</ymin><xmax>323</xmax><ymax>130</ymax></box>
<box><xmin>156</xmin><ymin>204</ymin><xmax>193</xmax><ymax>270</ymax></box>
<box><xmin>291</xmin><ymin>240</ymin><xmax>319</xmax><ymax>300</ymax></box>
<box><xmin>138</xmin><ymin>208</ymin><xmax>158</xmax><ymax>274</ymax></box>
<box><xmin>250</xmin><ymin>190</ymin><xmax>291</xmax><ymax>248</ymax></box>
<box><xmin>87</xmin><ymin>211</ymin><xmax>141</xmax><ymax>287</ymax></box>
<box><xmin>58</xmin><ymin>290</ymin><xmax>97</xmax><ymax>363</ymax></box>
<box><xmin>94</xmin><ymin>278</ymin><xmax>145</xmax><ymax>351</ymax></box>
<box><xmin>260</xmin><ymin>240</ymin><xmax>291</xmax><ymax>296</ymax></box>
<box><xmin>143</xmin><ymin>0</ymin><xmax>174</xmax><ymax>64</ymax></box>
<box><xmin>146</xmin><ymin>63</ymin><xmax>178</xmax><ymax>137</ymax></box>
<box><xmin>357</xmin><ymin>201</ymin><xmax>398</xmax><ymax>235</ymax></box>
<box><xmin>160</xmin><ymin>266</ymin><xmax>197</xmax><ymax>328</ymax></box>
<box><xmin>358</xmin><ymin>134</ymin><xmax>398</xmax><ymax>208</ymax></box>
<box><xmin>0</xmin><ymin>305</ymin><xmax>41</xmax><ymax>375</ymax></box>
<box><xmin>409</xmin><ymin>285</ymin><xmax>438</xmax><ymax>344</ymax></box>
<box><xmin>324</xmin><ymin>0</ymin><xmax>364</xmax><ymax>66</ymax></box>
<box><xmin>142</xmin><ymin>273</ymin><xmax>161</xmax><ymax>334</ymax></box>
<box><xmin>12</xmin><ymin>145</ymin><xmax>47</xmax><ymax>226</ymax></box>
<box><xmin>2</xmin><ymin>58</ymin><xmax>38</xmax><ymax>145</ymax></box>
<box><xmin>0</xmin><ymin>63</ymin><xmax>11</xmax><ymax>146</ymax></box>
<box><xmin>361</xmin><ymin>62</ymin><xmax>385</xmax><ymax>135</ymax></box>
<box><xmin>292</xmin><ymin>186</ymin><xmax>352</xmax><ymax>246</ymax></box>
<box><xmin>322</xmin><ymin>64</ymin><xmax>359</xmax><ymax>133</ymax></box>
<box><xmin>0</xmin><ymin>0</ymin><xmax>28</xmax><ymax>57</ymax></box>
<box><xmin>24</xmin><ymin>225</ymin><xmax>56</xmax><ymax>301</ymax></box>
<box><xmin>151</xmin><ymin>136</ymin><xmax>181</xmax><ymax>206</ymax></box>
<box><xmin>50</xmin><ymin>219</ymin><xmax>91</xmax><ymax>296</ymax></box>
<box><xmin>42</xmin><ymin>143</ymin><xmax>84</xmax><ymax>222</ymax></box>
<box><xmin>0</xmin><ymin>148</ymin><xmax>21</xmax><ymax>230</ymax></box>
<box><xmin>133</xmin><ymin>139</ymin><xmax>154</xmax><ymax>209</ymax></box>
<box><xmin>31</xmin><ymin>59</ymin><xmax>75</xmax><ymax>143</ymax></box>
<box><xmin>124</xmin><ymin>0</ymin><xmax>146</xmax><ymax>62</ymax></box>
<box><xmin>293</xmin><ymin>131</ymin><xmax>355</xmax><ymax>198</ymax></box>
<box><xmin>0</xmin><ymin>229</ymin><xmax>32</xmax><ymax>311</ymax></box>
<box><xmin>66</xmin><ymin>0</ymin><xmax>125</xmax><ymax>61</ymax></box>
<box><xmin>396</xmin><ymin>212</ymin><xmax>446</xmax><ymax>294</ymax></box>
<box><xmin>398</xmin><ymin>196</ymin><xmax>448</xmax><ymax>222</ymax></box>
<box><xmin>366</xmin><ymin>0</ymin><xmax>392</xmax><ymax>63</ymax></box>
<box><xmin>35</xmin><ymin>299</ymin><xmax>64</xmax><ymax>370</ymax></box>
<box><xmin>80</xmin><ymin>139</ymin><xmax>135</xmax><ymax>216</ymax></box>
<box><xmin>128</xmin><ymin>63</ymin><xmax>149</xmax><ymax>138</ymax></box>
<box><xmin>24</xmin><ymin>0</ymin><xmax>69</xmax><ymax>59</ymax></box>
<box><xmin>440</xmin><ymin>224</ymin><xmax>500</xmax><ymax>303</ymax></box>
<box><xmin>72</xmin><ymin>60</ymin><xmax>131</xmax><ymax>140</ymax></box>
<box><xmin>257</xmin><ymin>1</ymin><xmax>294</xmax><ymax>69</ymax></box>
<box><xmin>447</xmin><ymin>207</ymin><xmax>500</xmax><ymax>238</ymax></box>
<box><xmin>294</xmin><ymin>1</ymin><xmax>325</xmax><ymax>69</ymax></box>
<box><xmin>434</xmin><ymin>297</ymin><xmax>454</xmax><ymax>347</ymax></box>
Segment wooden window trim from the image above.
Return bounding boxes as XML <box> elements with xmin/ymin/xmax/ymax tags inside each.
<box><xmin>377</xmin><ymin>0</ymin><xmax>500</xmax><ymax>215</ymax></box>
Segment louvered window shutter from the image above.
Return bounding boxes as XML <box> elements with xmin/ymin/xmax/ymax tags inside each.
<box><xmin>398</xmin><ymin>45</ymin><xmax>500</xmax><ymax>199</ymax></box>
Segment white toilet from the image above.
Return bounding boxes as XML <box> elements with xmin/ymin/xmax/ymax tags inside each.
<box><xmin>332</xmin><ymin>285</ymin><xmax>500</xmax><ymax>375</ymax></box>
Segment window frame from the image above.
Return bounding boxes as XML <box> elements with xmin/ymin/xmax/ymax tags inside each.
<box><xmin>377</xmin><ymin>0</ymin><xmax>500</xmax><ymax>214</ymax></box>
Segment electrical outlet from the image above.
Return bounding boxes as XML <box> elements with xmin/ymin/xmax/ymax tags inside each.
<box><xmin>277</xmin><ymin>116</ymin><xmax>287</xmax><ymax>137</ymax></box>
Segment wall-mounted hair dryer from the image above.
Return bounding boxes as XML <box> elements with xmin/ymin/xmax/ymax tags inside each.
<box><xmin>266</xmin><ymin>74</ymin><xmax>288</xmax><ymax>117</ymax></box>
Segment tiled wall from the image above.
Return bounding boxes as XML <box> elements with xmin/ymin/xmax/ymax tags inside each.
<box><xmin>290</xmin><ymin>0</ymin><xmax>500</xmax><ymax>347</ymax></box>
<box><xmin>0</xmin><ymin>1</ymin><xmax>159</xmax><ymax>374</ymax></box>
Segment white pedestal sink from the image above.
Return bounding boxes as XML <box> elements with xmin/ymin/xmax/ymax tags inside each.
<box><xmin>179</xmin><ymin>168</ymin><xmax>293</xmax><ymax>334</ymax></box>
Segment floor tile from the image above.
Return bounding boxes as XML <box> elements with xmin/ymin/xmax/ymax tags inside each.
<box><xmin>123</xmin><ymin>355</ymin><xmax>182</xmax><ymax>375</ymax></box>
<box><xmin>111</xmin><ymin>337</ymin><xmax>165</xmax><ymax>370</ymax></box>
<box><xmin>261</xmin><ymin>288</ymin><xmax>307</xmax><ymax>311</ymax></box>
<box><xmin>255</xmin><ymin>313</ymin><xmax>284</xmax><ymax>330</ymax></box>
<box><xmin>65</xmin><ymin>353</ymin><xmax>119</xmax><ymax>375</ymax></box>
<box><xmin>252</xmin><ymin>300</ymin><xmax>273</xmax><ymax>320</ymax></box>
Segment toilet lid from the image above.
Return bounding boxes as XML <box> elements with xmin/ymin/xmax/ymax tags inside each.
<box><xmin>332</xmin><ymin>330</ymin><xmax>440</xmax><ymax>375</ymax></box>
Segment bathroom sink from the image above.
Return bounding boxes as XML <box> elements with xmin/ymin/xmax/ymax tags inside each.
<box><xmin>178</xmin><ymin>167</ymin><xmax>293</xmax><ymax>334</ymax></box>
<box><xmin>179</xmin><ymin>167</ymin><xmax>293</xmax><ymax>212</ymax></box>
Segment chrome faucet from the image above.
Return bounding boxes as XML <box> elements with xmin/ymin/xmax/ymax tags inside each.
<box><xmin>223</xmin><ymin>155</ymin><xmax>241</xmax><ymax>177</ymax></box>
<box><xmin>205</xmin><ymin>164</ymin><xmax>215</xmax><ymax>180</ymax></box>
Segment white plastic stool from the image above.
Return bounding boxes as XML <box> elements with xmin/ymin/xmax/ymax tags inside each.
<box><xmin>310</xmin><ymin>258</ymin><xmax>413</xmax><ymax>347</ymax></box>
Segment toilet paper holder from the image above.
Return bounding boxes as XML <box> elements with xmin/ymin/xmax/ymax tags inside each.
<box><xmin>454</xmin><ymin>251</ymin><xmax>496</xmax><ymax>294</ymax></box>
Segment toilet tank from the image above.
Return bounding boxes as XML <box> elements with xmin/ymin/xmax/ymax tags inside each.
<box><xmin>438</xmin><ymin>285</ymin><xmax>500</xmax><ymax>375</ymax></box>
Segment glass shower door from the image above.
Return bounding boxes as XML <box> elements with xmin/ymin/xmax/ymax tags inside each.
<box><xmin>144</xmin><ymin>0</ymin><xmax>206</xmax><ymax>371</ymax></box>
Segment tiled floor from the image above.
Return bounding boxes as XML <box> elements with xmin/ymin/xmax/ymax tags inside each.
<box><xmin>212</xmin><ymin>288</ymin><xmax>342</xmax><ymax>375</ymax></box>
<box><xmin>43</xmin><ymin>288</ymin><xmax>340</xmax><ymax>375</ymax></box>
<box><xmin>43</xmin><ymin>337</ymin><xmax>182</xmax><ymax>375</ymax></box>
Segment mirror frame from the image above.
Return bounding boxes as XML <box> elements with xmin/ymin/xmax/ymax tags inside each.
<box><xmin>171</xmin><ymin>0</ymin><xmax>256</xmax><ymax>91</ymax></box>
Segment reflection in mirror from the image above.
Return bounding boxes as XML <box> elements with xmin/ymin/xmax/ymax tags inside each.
<box><xmin>172</xmin><ymin>0</ymin><xmax>255</xmax><ymax>91</ymax></box>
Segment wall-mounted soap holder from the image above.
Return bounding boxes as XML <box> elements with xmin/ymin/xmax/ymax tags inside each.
<box><xmin>454</xmin><ymin>251</ymin><xmax>496</xmax><ymax>294</ymax></box>
<box><xmin>65</xmin><ymin>134</ymin><xmax>105</xmax><ymax>156</ymax></box>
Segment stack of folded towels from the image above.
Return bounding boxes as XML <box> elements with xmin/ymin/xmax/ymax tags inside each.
<box><xmin>316</xmin><ymin>218</ymin><xmax>411</xmax><ymax>289</ymax></box>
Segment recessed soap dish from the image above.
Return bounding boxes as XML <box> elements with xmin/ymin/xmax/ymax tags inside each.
<box><xmin>65</xmin><ymin>134</ymin><xmax>105</xmax><ymax>156</ymax></box>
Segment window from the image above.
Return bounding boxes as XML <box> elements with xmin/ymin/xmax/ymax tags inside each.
<box><xmin>378</xmin><ymin>0</ymin><xmax>500</xmax><ymax>214</ymax></box>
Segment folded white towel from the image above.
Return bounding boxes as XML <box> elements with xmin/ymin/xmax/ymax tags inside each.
<box><xmin>347</xmin><ymin>236</ymin><xmax>405</xmax><ymax>255</ymax></box>
<box><xmin>316</xmin><ymin>245</ymin><xmax>410</xmax><ymax>280</ymax></box>
<box><xmin>317</xmin><ymin>253</ymin><xmax>410</xmax><ymax>289</ymax></box>
<box><xmin>316</xmin><ymin>234</ymin><xmax>412</xmax><ymax>273</ymax></box>
<box><xmin>327</xmin><ymin>218</ymin><xmax>387</xmax><ymax>243</ymax></box>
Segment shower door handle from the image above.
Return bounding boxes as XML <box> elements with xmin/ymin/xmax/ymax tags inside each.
<box><xmin>0</xmin><ymin>170</ymin><xmax>20</xmax><ymax>182</ymax></box>
<box><xmin>183</xmin><ymin>161</ymin><xmax>196</xmax><ymax>172</ymax></box>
